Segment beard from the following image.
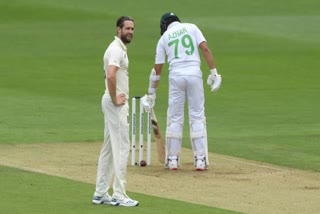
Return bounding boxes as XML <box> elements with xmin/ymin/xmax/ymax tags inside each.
<box><xmin>120</xmin><ymin>33</ymin><xmax>133</xmax><ymax>44</ymax></box>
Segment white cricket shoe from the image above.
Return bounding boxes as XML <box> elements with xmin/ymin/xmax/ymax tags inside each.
<box><xmin>92</xmin><ymin>193</ymin><xmax>112</xmax><ymax>204</ymax></box>
<box><xmin>168</xmin><ymin>156</ymin><xmax>179</xmax><ymax>170</ymax></box>
<box><xmin>195</xmin><ymin>155</ymin><xmax>207</xmax><ymax>171</ymax></box>
<box><xmin>111</xmin><ymin>197</ymin><xmax>139</xmax><ymax>207</ymax></box>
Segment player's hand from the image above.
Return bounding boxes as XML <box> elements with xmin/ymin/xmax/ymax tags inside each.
<box><xmin>114</xmin><ymin>93</ymin><xmax>126</xmax><ymax>106</ymax></box>
<box><xmin>207</xmin><ymin>68</ymin><xmax>222</xmax><ymax>92</ymax></box>
<box><xmin>141</xmin><ymin>94</ymin><xmax>156</xmax><ymax>112</ymax></box>
<box><xmin>148</xmin><ymin>93</ymin><xmax>156</xmax><ymax>108</ymax></box>
<box><xmin>141</xmin><ymin>95</ymin><xmax>151</xmax><ymax>112</ymax></box>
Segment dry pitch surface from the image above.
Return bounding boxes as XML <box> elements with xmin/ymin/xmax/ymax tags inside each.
<box><xmin>0</xmin><ymin>142</ymin><xmax>319</xmax><ymax>214</ymax></box>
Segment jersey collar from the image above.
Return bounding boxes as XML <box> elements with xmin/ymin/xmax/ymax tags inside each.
<box><xmin>168</xmin><ymin>21</ymin><xmax>180</xmax><ymax>30</ymax></box>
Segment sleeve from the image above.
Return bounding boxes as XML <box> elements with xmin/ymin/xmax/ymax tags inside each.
<box><xmin>105</xmin><ymin>46</ymin><xmax>122</xmax><ymax>69</ymax></box>
<box><xmin>193</xmin><ymin>24</ymin><xmax>206</xmax><ymax>46</ymax></box>
<box><xmin>155</xmin><ymin>38</ymin><xmax>166</xmax><ymax>64</ymax></box>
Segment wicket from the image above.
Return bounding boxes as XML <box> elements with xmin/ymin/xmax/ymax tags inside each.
<box><xmin>131</xmin><ymin>96</ymin><xmax>152</xmax><ymax>166</ymax></box>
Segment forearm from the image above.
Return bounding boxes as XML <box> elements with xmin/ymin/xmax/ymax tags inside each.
<box><xmin>107</xmin><ymin>65</ymin><xmax>118</xmax><ymax>105</ymax></box>
<box><xmin>107</xmin><ymin>76</ymin><xmax>117</xmax><ymax>104</ymax></box>
<box><xmin>148</xmin><ymin>64</ymin><xmax>162</xmax><ymax>93</ymax></box>
<box><xmin>199</xmin><ymin>41</ymin><xmax>215</xmax><ymax>70</ymax></box>
<box><xmin>203</xmin><ymin>50</ymin><xmax>215</xmax><ymax>69</ymax></box>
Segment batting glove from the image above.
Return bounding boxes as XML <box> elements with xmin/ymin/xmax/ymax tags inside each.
<box><xmin>147</xmin><ymin>93</ymin><xmax>156</xmax><ymax>109</ymax></box>
<box><xmin>207</xmin><ymin>68</ymin><xmax>222</xmax><ymax>92</ymax></box>
<box><xmin>141</xmin><ymin>95</ymin><xmax>152</xmax><ymax>112</ymax></box>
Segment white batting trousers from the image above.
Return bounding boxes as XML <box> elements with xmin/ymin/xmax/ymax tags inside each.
<box><xmin>166</xmin><ymin>74</ymin><xmax>209</xmax><ymax>163</ymax></box>
<box><xmin>168</xmin><ymin>75</ymin><xmax>205</xmax><ymax>124</ymax></box>
<box><xmin>94</xmin><ymin>93</ymin><xmax>130</xmax><ymax>200</ymax></box>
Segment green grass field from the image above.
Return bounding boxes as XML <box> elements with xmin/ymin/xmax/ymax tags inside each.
<box><xmin>0</xmin><ymin>165</ymin><xmax>237</xmax><ymax>214</ymax></box>
<box><xmin>1</xmin><ymin>0</ymin><xmax>320</xmax><ymax>213</ymax></box>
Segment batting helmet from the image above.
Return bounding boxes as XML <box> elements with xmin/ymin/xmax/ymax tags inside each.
<box><xmin>160</xmin><ymin>12</ymin><xmax>180</xmax><ymax>35</ymax></box>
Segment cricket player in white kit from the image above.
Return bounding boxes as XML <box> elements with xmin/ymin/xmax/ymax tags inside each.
<box><xmin>92</xmin><ymin>16</ymin><xmax>139</xmax><ymax>206</ymax></box>
<box><xmin>145</xmin><ymin>12</ymin><xmax>222</xmax><ymax>171</ymax></box>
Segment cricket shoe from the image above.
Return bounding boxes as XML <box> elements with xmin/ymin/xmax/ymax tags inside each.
<box><xmin>195</xmin><ymin>155</ymin><xmax>207</xmax><ymax>171</ymax></box>
<box><xmin>168</xmin><ymin>156</ymin><xmax>179</xmax><ymax>170</ymax></box>
<box><xmin>111</xmin><ymin>197</ymin><xmax>139</xmax><ymax>207</ymax></box>
<box><xmin>92</xmin><ymin>193</ymin><xmax>112</xmax><ymax>204</ymax></box>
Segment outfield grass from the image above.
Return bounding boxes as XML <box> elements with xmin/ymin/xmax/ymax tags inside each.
<box><xmin>0</xmin><ymin>165</ymin><xmax>239</xmax><ymax>214</ymax></box>
<box><xmin>1</xmin><ymin>0</ymin><xmax>320</xmax><ymax>213</ymax></box>
<box><xmin>0</xmin><ymin>0</ymin><xmax>319</xmax><ymax>171</ymax></box>
<box><xmin>1</xmin><ymin>0</ymin><xmax>320</xmax><ymax>171</ymax></box>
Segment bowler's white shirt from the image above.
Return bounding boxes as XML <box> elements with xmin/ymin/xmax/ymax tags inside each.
<box><xmin>103</xmin><ymin>36</ymin><xmax>129</xmax><ymax>98</ymax></box>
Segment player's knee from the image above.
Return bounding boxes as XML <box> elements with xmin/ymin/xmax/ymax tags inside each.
<box><xmin>167</xmin><ymin>122</ymin><xmax>183</xmax><ymax>135</ymax></box>
<box><xmin>190</xmin><ymin>120</ymin><xmax>206</xmax><ymax>137</ymax></box>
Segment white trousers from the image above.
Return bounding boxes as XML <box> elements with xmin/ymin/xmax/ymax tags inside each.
<box><xmin>167</xmin><ymin>75</ymin><xmax>205</xmax><ymax>127</ymax></box>
<box><xmin>94</xmin><ymin>93</ymin><xmax>130</xmax><ymax>200</ymax></box>
<box><xmin>166</xmin><ymin>74</ymin><xmax>208</xmax><ymax>160</ymax></box>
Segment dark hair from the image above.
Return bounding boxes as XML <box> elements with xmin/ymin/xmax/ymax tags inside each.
<box><xmin>116</xmin><ymin>16</ymin><xmax>134</xmax><ymax>28</ymax></box>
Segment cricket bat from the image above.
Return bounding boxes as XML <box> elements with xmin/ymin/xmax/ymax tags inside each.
<box><xmin>150</xmin><ymin>108</ymin><xmax>166</xmax><ymax>163</ymax></box>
